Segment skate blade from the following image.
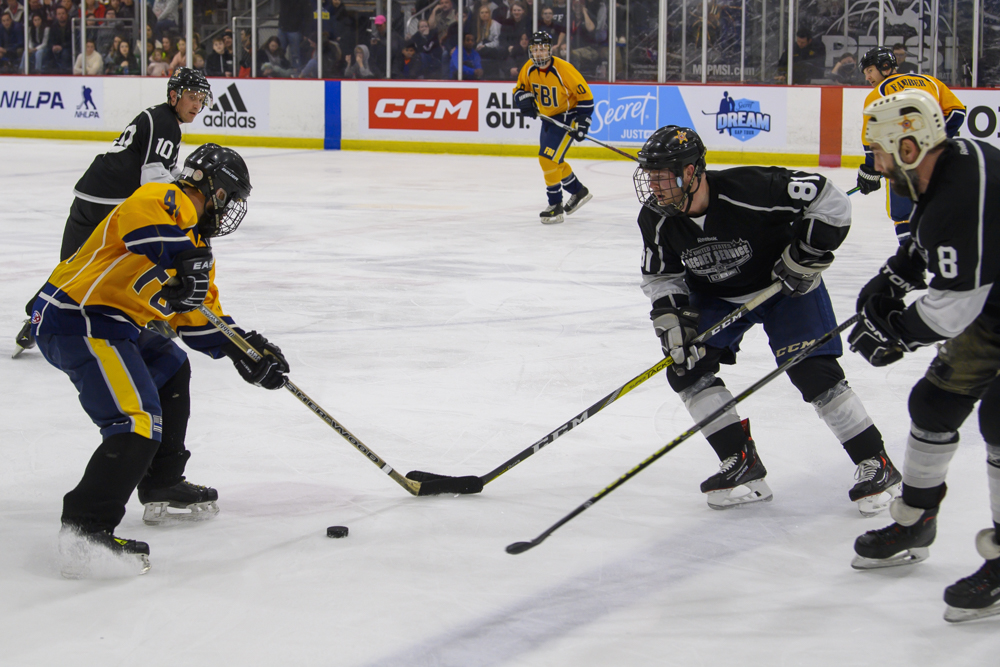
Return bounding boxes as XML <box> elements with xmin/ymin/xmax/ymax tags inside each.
<box><xmin>706</xmin><ymin>480</ymin><xmax>773</xmax><ymax>510</ymax></box>
<box><xmin>59</xmin><ymin>530</ymin><xmax>151</xmax><ymax>579</ymax></box>
<box><xmin>856</xmin><ymin>484</ymin><xmax>901</xmax><ymax>517</ymax></box>
<box><xmin>944</xmin><ymin>602</ymin><xmax>1000</xmax><ymax>623</ymax></box>
<box><xmin>565</xmin><ymin>192</ymin><xmax>593</xmax><ymax>215</ymax></box>
<box><xmin>11</xmin><ymin>344</ymin><xmax>29</xmax><ymax>358</ymax></box>
<box><xmin>851</xmin><ymin>547</ymin><xmax>929</xmax><ymax>570</ymax></box>
<box><xmin>61</xmin><ymin>553</ymin><xmax>150</xmax><ymax>579</ymax></box>
<box><xmin>540</xmin><ymin>214</ymin><xmax>565</xmax><ymax>225</ymax></box>
<box><xmin>142</xmin><ymin>500</ymin><xmax>219</xmax><ymax>525</ymax></box>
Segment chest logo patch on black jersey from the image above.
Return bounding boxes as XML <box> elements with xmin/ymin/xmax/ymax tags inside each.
<box><xmin>681</xmin><ymin>239</ymin><xmax>753</xmax><ymax>282</ymax></box>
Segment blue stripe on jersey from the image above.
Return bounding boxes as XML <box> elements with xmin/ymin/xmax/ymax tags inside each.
<box><xmin>122</xmin><ymin>224</ymin><xmax>196</xmax><ymax>266</ymax></box>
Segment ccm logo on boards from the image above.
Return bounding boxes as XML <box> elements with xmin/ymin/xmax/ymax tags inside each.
<box><xmin>368</xmin><ymin>87</ymin><xmax>478</xmax><ymax>131</ymax></box>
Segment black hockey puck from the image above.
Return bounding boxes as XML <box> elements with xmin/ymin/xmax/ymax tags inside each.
<box><xmin>326</xmin><ymin>526</ymin><xmax>349</xmax><ymax>538</ymax></box>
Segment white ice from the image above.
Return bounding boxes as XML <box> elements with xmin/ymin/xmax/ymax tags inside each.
<box><xmin>1</xmin><ymin>140</ymin><xmax>996</xmax><ymax>666</ymax></box>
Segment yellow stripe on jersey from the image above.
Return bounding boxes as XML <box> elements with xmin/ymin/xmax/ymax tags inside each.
<box><xmin>86</xmin><ymin>338</ymin><xmax>154</xmax><ymax>439</ymax></box>
<box><xmin>514</xmin><ymin>57</ymin><xmax>594</xmax><ymax>117</ymax></box>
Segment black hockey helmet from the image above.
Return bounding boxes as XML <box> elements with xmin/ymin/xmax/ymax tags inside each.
<box><xmin>860</xmin><ymin>46</ymin><xmax>897</xmax><ymax>76</ymax></box>
<box><xmin>634</xmin><ymin>126</ymin><xmax>707</xmax><ymax>215</ymax></box>
<box><xmin>529</xmin><ymin>31</ymin><xmax>552</xmax><ymax>68</ymax></box>
<box><xmin>167</xmin><ymin>67</ymin><xmax>213</xmax><ymax>110</ymax></box>
<box><xmin>178</xmin><ymin>143</ymin><xmax>252</xmax><ymax>238</ymax></box>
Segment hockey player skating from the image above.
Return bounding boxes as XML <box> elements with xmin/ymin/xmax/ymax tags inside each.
<box><xmin>30</xmin><ymin>143</ymin><xmax>290</xmax><ymax>577</ymax></box>
<box><xmin>847</xmin><ymin>89</ymin><xmax>1000</xmax><ymax>623</ymax></box>
<box><xmin>855</xmin><ymin>46</ymin><xmax>965</xmax><ymax>245</ymax></box>
<box><xmin>634</xmin><ymin>125</ymin><xmax>900</xmax><ymax>514</ymax></box>
<box><xmin>512</xmin><ymin>31</ymin><xmax>594</xmax><ymax>225</ymax></box>
<box><xmin>14</xmin><ymin>68</ymin><xmax>213</xmax><ymax>356</ymax></box>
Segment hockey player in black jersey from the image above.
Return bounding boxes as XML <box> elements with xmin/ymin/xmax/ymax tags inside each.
<box><xmin>633</xmin><ymin>125</ymin><xmax>900</xmax><ymax>515</ymax></box>
<box><xmin>846</xmin><ymin>89</ymin><xmax>1000</xmax><ymax>623</ymax></box>
<box><xmin>14</xmin><ymin>67</ymin><xmax>212</xmax><ymax>356</ymax></box>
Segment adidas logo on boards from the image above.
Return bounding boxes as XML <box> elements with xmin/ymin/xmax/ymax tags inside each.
<box><xmin>203</xmin><ymin>83</ymin><xmax>257</xmax><ymax>129</ymax></box>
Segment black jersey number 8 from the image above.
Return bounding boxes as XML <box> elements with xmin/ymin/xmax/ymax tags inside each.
<box><xmin>787</xmin><ymin>181</ymin><xmax>817</xmax><ymax>201</ymax></box>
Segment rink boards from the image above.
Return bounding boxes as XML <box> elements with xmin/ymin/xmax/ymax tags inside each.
<box><xmin>1</xmin><ymin>76</ymin><xmax>998</xmax><ymax>166</ymax></box>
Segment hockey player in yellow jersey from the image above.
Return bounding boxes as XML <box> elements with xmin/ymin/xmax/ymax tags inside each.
<box><xmin>856</xmin><ymin>46</ymin><xmax>966</xmax><ymax>244</ymax></box>
<box><xmin>513</xmin><ymin>31</ymin><xmax>595</xmax><ymax>224</ymax></box>
<box><xmin>30</xmin><ymin>143</ymin><xmax>290</xmax><ymax>577</ymax></box>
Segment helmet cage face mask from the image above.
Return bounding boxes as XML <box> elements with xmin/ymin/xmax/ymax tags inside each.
<box><xmin>633</xmin><ymin>126</ymin><xmax>707</xmax><ymax>215</ymax></box>
<box><xmin>633</xmin><ymin>162</ymin><xmax>705</xmax><ymax>215</ymax></box>
<box><xmin>529</xmin><ymin>43</ymin><xmax>551</xmax><ymax>67</ymax></box>
<box><xmin>179</xmin><ymin>144</ymin><xmax>251</xmax><ymax>238</ymax></box>
<box><xmin>529</xmin><ymin>32</ymin><xmax>552</xmax><ymax>67</ymax></box>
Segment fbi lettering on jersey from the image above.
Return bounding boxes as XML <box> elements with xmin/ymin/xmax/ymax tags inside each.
<box><xmin>368</xmin><ymin>87</ymin><xmax>478</xmax><ymax>132</ymax></box>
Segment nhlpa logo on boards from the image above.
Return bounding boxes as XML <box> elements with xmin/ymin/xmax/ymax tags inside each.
<box><xmin>369</xmin><ymin>87</ymin><xmax>478</xmax><ymax>132</ymax></box>
<box><xmin>203</xmin><ymin>83</ymin><xmax>257</xmax><ymax>129</ymax></box>
<box><xmin>0</xmin><ymin>89</ymin><xmax>65</xmax><ymax>109</ymax></box>
<box><xmin>703</xmin><ymin>92</ymin><xmax>771</xmax><ymax>142</ymax></box>
<box><xmin>75</xmin><ymin>85</ymin><xmax>100</xmax><ymax>119</ymax></box>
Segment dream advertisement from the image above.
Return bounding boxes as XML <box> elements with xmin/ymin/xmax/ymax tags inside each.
<box><xmin>0</xmin><ymin>76</ymin><xmax>104</xmax><ymax>128</ymax></box>
<box><xmin>678</xmin><ymin>86</ymin><xmax>787</xmax><ymax>148</ymax></box>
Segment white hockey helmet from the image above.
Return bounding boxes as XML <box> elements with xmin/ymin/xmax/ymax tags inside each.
<box><xmin>863</xmin><ymin>88</ymin><xmax>947</xmax><ymax>172</ymax></box>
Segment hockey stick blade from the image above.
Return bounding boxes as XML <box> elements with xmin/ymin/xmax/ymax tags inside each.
<box><xmin>506</xmin><ymin>313</ymin><xmax>859</xmax><ymax>554</ymax></box>
<box><xmin>505</xmin><ymin>541</ymin><xmax>536</xmax><ymax>555</ymax></box>
<box><xmin>407</xmin><ymin>471</ymin><xmax>484</xmax><ymax>495</ymax></box>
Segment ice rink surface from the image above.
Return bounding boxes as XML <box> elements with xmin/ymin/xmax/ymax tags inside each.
<box><xmin>1</xmin><ymin>139</ymin><xmax>996</xmax><ymax>666</ymax></box>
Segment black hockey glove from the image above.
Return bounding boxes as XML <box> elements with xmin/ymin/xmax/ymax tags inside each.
<box><xmin>225</xmin><ymin>331</ymin><xmax>290</xmax><ymax>390</ymax></box>
<box><xmin>856</xmin><ymin>164</ymin><xmax>882</xmax><ymax>195</ymax></box>
<box><xmin>772</xmin><ymin>241</ymin><xmax>835</xmax><ymax>296</ymax></box>
<box><xmin>855</xmin><ymin>244</ymin><xmax>927</xmax><ymax>312</ymax></box>
<box><xmin>848</xmin><ymin>295</ymin><xmax>908</xmax><ymax>367</ymax></box>
<box><xmin>570</xmin><ymin>114</ymin><xmax>591</xmax><ymax>142</ymax></box>
<box><xmin>513</xmin><ymin>89</ymin><xmax>538</xmax><ymax>119</ymax></box>
<box><xmin>652</xmin><ymin>306</ymin><xmax>703</xmax><ymax>375</ymax></box>
<box><xmin>161</xmin><ymin>247</ymin><xmax>213</xmax><ymax>313</ymax></box>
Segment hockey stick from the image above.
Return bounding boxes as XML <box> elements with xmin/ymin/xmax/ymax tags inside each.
<box><xmin>197</xmin><ymin>306</ymin><xmax>483</xmax><ymax>497</ymax></box>
<box><xmin>847</xmin><ymin>186</ymin><xmax>860</xmax><ymax>195</ymax></box>
<box><xmin>506</xmin><ymin>311</ymin><xmax>860</xmax><ymax>554</ymax></box>
<box><xmin>539</xmin><ymin>114</ymin><xmax>639</xmax><ymax>162</ymax></box>
<box><xmin>408</xmin><ymin>282</ymin><xmax>783</xmax><ymax>488</ymax></box>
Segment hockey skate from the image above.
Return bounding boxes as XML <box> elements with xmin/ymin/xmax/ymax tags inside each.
<box><xmin>12</xmin><ymin>319</ymin><xmax>34</xmax><ymax>358</ymax></box>
<box><xmin>138</xmin><ymin>479</ymin><xmax>219</xmax><ymax>525</ymax></box>
<box><xmin>849</xmin><ymin>453</ymin><xmax>902</xmax><ymax>517</ymax></box>
<box><xmin>59</xmin><ymin>524</ymin><xmax>151</xmax><ymax>579</ymax></box>
<box><xmin>563</xmin><ymin>187</ymin><xmax>592</xmax><ymax>215</ymax></box>
<box><xmin>701</xmin><ymin>419</ymin><xmax>772</xmax><ymax>510</ymax></box>
<box><xmin>539</xmin><ymin>203</ymin><xmax>565</xmax><ymax>224</ymax></box>
<box><xmin>851</xmin><ymin>497</ymin><xmax>937</xmax><ymax>570</ymax></box>
<box><xmin>943</xmin><ymin>529</ymin><xmax>1000</xmax><ymax>623</ymax></box>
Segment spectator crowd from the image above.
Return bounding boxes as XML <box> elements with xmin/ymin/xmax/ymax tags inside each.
<box><xmin>0</xmin><ymin>0</ymin><xmax>613</xmax><ymax>80</ymax></box>
<box><xmin>0</xmin><ymin>0</ymin><xmax>913</xmax><ymax>85</ymax></box>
